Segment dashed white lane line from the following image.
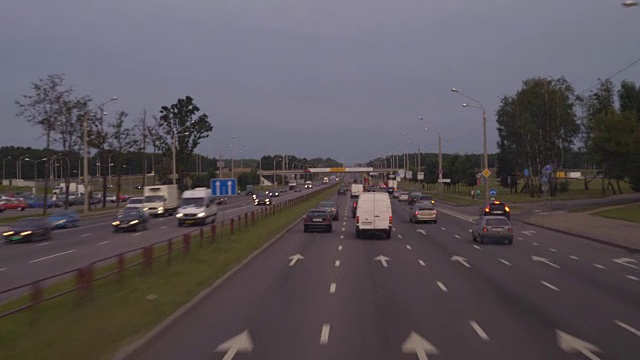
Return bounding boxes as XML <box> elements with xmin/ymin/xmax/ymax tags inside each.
<box><xmin>517</xmin><ymin>237</ymin><xmax>524</xmax><ymax>240</ymax></box>
<box><xmin>436</xmin><ymin>281</ymin><xmax>448</xmax><ymax>292</ymax></box>
<box><xmin>343</xmin><ymin>222</ymin><xmax>346</xmax><ymax>226</ymax></box>
<box><xmin>329</xmin><ymin>283</ymin><xmax>336</xmax><ymax>294</ymax></box>
<box><xmin>569</xmin><ymin>255</ymin><xmax>579</xmax><ymax>260</ymax></box>
<box><xmin>532</xmin><ymin>242</ymin><xmax>539</xmax><ymax>246</ymax></box>
<box><xmin>418</xmin><ymin>260</ymin><xmax>426</xmax><ymax>266</ymax></box>
<box><xmin>397</xmin><ymin>234</ymin><xmax>403</xmax><ymax>239</ymax></box>
<box><xmin>320</xmin><ymin>324</ymin><xmax>331</xmax><ymax>344</ymax></box>
<box><xmin>593</xmin><ymin>264</ymin><xmax>606</xmax><ymax>269</ymax></box>
<box><xmin>340</xmin><ymin>235</ymin><xmax>344</xmax><ymax>239</ymax></box>
<box><xmin>454</xmin><ymin>234</ymin><xmax>460</xmax><ymax>239</ymax></box>
<box><xmin>35</xmin><ymin>242</ymin><xmax>51</xmax><ymax>246</ymax></box>
<box><xmin>161</xmin><ymin>226</ymin><xmax>167</xmax><ymax>229</ymax></box>
<box><xmin>335</xmin><ymin>260</ymin><xmax>340</xmax><ymax>267</ymax></box>
<box><xmin>338</xmin><ymin>245</ymin><xmax>343</xmax><ymax>251</ymax></box>
<box><xmin>627</xmin><ymin>275</ymin><xmax>639</xmax><ymax>281</ymax></box>
<box><xmin>614</xmin><ymin>320</ymin><xmax>640</xmax><ymax>337</ymax></box>
<box><xmin>341</xmin><ymin>228</ymin><xmax>345</xmax><ymax>231</ymax></box>
<box><xmin>469</xmin><ymin>321</ymin><xmax>490</xmax><ymax>341</ymax></box>
<box><xmin>133</xmin><ymin>232</ymin><xmax>144</xmax><ymax>236</ymax></box>
<box><xmin>499</xmin><ymin>259</ymin><xmax>512</xmax><ymax>266</ymax></box>
<box><xmin>29</xmin><ymin>249</ymin><xmax>76</xmax><ymax>264</ymax></box>
<box><xmin>393</xmin><ymin>227</ymin><xmax>397</xmax><ymax>231</ymax></box>
<box><xmin>97</xmin><ymin>241</ymin><xmax>110</xmax><ymax>246</ymax></box>
<box><xmin>406</xmin><ymin>245</ymin><xmax>412</xmax><ymax>250</ymax></box>
<box><xmin>441</xmin><ymin>227</ymin><xmax>446</xmax><ymax>231</ymax></box>
<box><xmin>81</xmin><ymin>233</ymin><xmax>93</xmax><ymax>237</ymax></box>
<box><xmin>549</xmin><ymin>248</ymin><xmax>557</xmax><ymax>252</ymax></box>
<box><xmin>0</xmin><ymin>268</ymin><xmax>6</xmax><ymax>272</ymax></box>
<box><xmin>473</xmin><ymin>245</ymin><xmax>481</xmax><ymax>250</ymax></box>
<box><xmin>540</xmin><ymin>281</ymin><xmax>560</xmax><ymax>291</ymax></box>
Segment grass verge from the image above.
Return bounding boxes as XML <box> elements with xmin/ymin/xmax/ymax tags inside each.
<box><xmin>591</xmin><ymin>203</ymin><xmax>640</xmax><ymax>224</ymax></box>
<box><xmin>0</xmin><ymin>186</ymin><xmax>336</xmax><ymax>360</ymax></box>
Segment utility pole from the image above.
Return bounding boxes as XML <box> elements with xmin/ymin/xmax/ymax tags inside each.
<box><xmin>141</xmin><ymin>109</ymin><xmax>147</xmax><ymax>187</ymax></box>
<box><xmin>438</xmin><ymin>133</ymin><xmax>443</xmax><ymax>192</ymax></box>
<box><xmin>482</xmin><ymin>109</ymin><xmax>489</xmax><ymax>202</ymax></box>
<box><xmin>83</xmin><ymin>112</ymin><xmax>90</xmax><ymax>214</ymax></box>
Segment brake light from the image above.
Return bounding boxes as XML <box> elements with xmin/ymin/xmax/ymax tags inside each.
<box><xmin>389</xmin><ymin>215</ymin><xmax>393</xmax><ymax>225</ymax></box>
<box><xmin>482</xmin><ymin>227</ymin><xmax>488</xmax><ymax>232</ymax></box>
<box><xmin>356</xmin><ymin>216</ymin><xmax>359</xmax><ymax>224</ymax></box>
<box><xmin>508</xmin><ymin>227</ymin><xmax>513</xmax><ymax>233</ymax></box>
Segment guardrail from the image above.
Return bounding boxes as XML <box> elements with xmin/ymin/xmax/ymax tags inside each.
<box><xmin>0</xmin><ymin>186</ymin><xmax>333</xmax><ymax>319</ymax></box>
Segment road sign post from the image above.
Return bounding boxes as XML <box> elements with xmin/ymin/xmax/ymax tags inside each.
<box><xmin>211</xmin><ymin>178</ymin><xmax>238</xmax><ymax>196</ymax></box>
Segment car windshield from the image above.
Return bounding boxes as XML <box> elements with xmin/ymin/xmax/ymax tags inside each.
<box><xmin>128</xmin><ymin>198</ymin><xmax>143</xmax><ymax>204</ymax></box>
<box><xmin>120</xmin><ymin>209</ymin><xmax>141</xmax><ymax>217</ymax></box>
<box><xmin>485</xmin><ymin>218</ymin><xmax>510</xmax><ymax>226</ymax></box>
<box><xmin>144</xmin><ymin>195</ymin><xmax>165</xmax><ymax>202</ymax></box>
<box><xmin>181</xmin><ymin>198</ymin><xmax>204</xmax><ymax>207</ymax></box>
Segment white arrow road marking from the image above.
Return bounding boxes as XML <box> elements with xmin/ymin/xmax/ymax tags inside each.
<box><xmin>393</xmin><ymin>227</ymin><xmax>397</xmax><ymax>231</ymax></box>
<box><xmin>570</xmin><ymin>255</ymin><xmax>579</xmax><ymax>260</ymax></box>
<box><xmin>29</xmin><ymin>250</ymin><xmax>76</xmax><ymax>264</ymax></box>
<box><xmin>541</xmin><ymin>281</ymin><xmax>560</xmax><ymax>291</ymax></box>
<box><xmin>614</xmin><ymin>320</ymin><xmax>640</xmax><ymax>337</ymax></box>
<box><xmin>406</xmin><ymin>245</ymin><xmax>412</xmax><ymax>250</ymax></box>
<box><xmin>416</xmin><ymin>229</ymin><xmax>426</xmax><ymax>235</ymax></box>
<box><xmin>288</xmin><ymin>254</ymin><xmax>304</xmax><ymax>266</ymax></box>
<box><xmin>612</xmin><ymin>257</ymin><xmax>639</xmax><ymax>269</ymax></box>
<box><xmin>35</xmin><ymin>242</ymin><xmax>51</xmax><ymax>246</ymax></box>
<box><xmin>469</xmin><ymin>321</ymin><xmax>490</xmax><ymax>341</ymax></box>
<box><xmin>81</xmin><ymin>233</ymin><xmax>92</xmax><ymax>237</ymax></box>
<box><xmin>374</xmin><ymin>255</ymin><xmax>390</xmax><ymax>267</ymax></box>
<box><xmin>320</xmin><ymin>324</ymin><xmax>331</xmax><ymax>344</ymax></box>
<box><xmin>436</xmin><ymin>281</ymin><xmax>448</xmax><ymax>292</ymax></box>
<box><xmin>532</xmin><ymin>256</ymin><xmax>559</xmax><ymax>268</ymax></box>
<box><xmin>556</xmin><ymin>330</ymin><xmax>601</xmax><ymax>360</ymax></box>
<box><xmin>499</xmin><ymin>258</ymin><xmax>512</xmax><ymax>266</ymax></box>
<box><xmin>593</xmin><ymin>264</ymin><xmax>606</xmax><ymax>269</ymax></box>
<box><xmin>329</xmin><ymin>283</ymin><xmax>336</xmax><ymax>294</ymax></box>
<box><xmin>401</xmin><ymin>331</ymin><xmax>439</xmax><ymax>360</ymax></box>
<box><xmin>473</xmin><ymin>245</ymin><xmax>481</xmax><ymax>250</ymax></box>
<box><xmin>627</xmin><ymin>275</ymin><xmax>639</xmax><ymax>281</ymax></box>
<box><xmin>418</xmin><ymin>260</ymin><xmax>426</xmax><ymax>266</ymax></box>
<box><xmin>454</xmin><ymin>234</ymin><xmax>460</xmax><ymax>239</ymax></box>
<box><xmin>215</xmin><ymin>330</ymin><xmax>253</xmax><ymax>360</ymax></box>
<box><xmin>338</xmin><ymin>245</ymin><xmax>343</xmax><ymax>251</ymax></box>
<box><xmin>97</xmin><ymin>241</ymin><xmax>110</xmax><ymax>246</ymax></box>
<box><xmin>451</xmin><ymin>255</ymin><xmax>471</xmax><ymax>268</ymax></box>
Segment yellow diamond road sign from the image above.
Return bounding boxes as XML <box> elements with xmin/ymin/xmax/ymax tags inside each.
<box><xmin>482</xmin><ymin>169</ymin><xmax>491</xmax><ymax>178</ymax></box>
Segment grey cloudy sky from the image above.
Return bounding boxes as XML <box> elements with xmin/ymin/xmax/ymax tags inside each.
<box><xmin>1</xmin><ymin>0</ymin><xmax>639</xmax><ymax>165</ymax></box>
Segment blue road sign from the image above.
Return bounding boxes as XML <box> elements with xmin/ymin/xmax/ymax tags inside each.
<box><xmin>523</xmin><ymin>168</ymin><xmax>530</xmax><ymax>177</ymax></box>
<box><xmin>489</xmin><ymin>188</ymin><xmax>497</xmax><ymax>197</ymax></box>
<box><xmin>211</xmin><ymin>178</ymin><xmax>238</xmax><ymax>196</ymax></box>
<box><xmin>540</xmin><ymin>174</ymin><xmax>549</xmax><ymax>184</ymax></box>
<box><xmin>544</xmin><ymin>164</ymin><xmax>553</xmax><ymax>174</ymax></box>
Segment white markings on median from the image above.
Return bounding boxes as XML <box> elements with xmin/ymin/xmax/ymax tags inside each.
<box><xmin>522</xmin><ymin>231</ymin><xmax>535</xmax><ymax>236</ymax></box>
<box><xmin>418</xmin><ymin>260</ymin><xmax>426</xmax><ymax>266</ymax></box>
<box><xmin>499</xmin><ymin>259</ymin><xmax>512</xmax><ymax>266</ymax></box>
<box><xmin>320</xmin><ymin>324</ymin><xmax>331</xmax><ymax>344</ymax></box>
<box><xmin>97</xmin><ymin>241</ymin><xmax>110</xmax><ymax>246</ymax></box>
<box><xmin>81</xmin><ymin>233</ymin><xmax>92</xmax><ymax>237</ymax></box>
<box><xmin>469</xmin><ymin>321</ymin><xmax>490</xmax><ymax>341</ymax></box>
<box><xmin>540</xmin><ymin>281</ymin><xmax>560</xmax><ymax>291</ymax></box>
<box><xmin>397</xmin><ymin>234</ymin><xmax>403</xmax><ymax>239</ymax></box>
<box><xmin>133</xmin><ymin>232</ymin><xmax>144</xmax><ymax>236</ymax></box>
<box><xmin>215</xmin><ymin>330</ymin><xmax>253</xmax><ymax>360</ymax></box>
<box><xmin>340</xmin><ymin>235</ymin><xmax>344</xmax><ymax>239</ymax></box>
<box><xmin>436</xmin><ymin>281</ymin><xmax>448</xmax><ymax>292</ymax></box>
<box><xmin>406</xmin><ymin>245</ymin><xmax>412</xmax><ymax>250</ymax></box>
<box><xmin>329</xmin><ymin>283</ymin><xmax>336</xmax><ymax>294</ymax></box>
<box><xmin>29</xmin><ymin>249</ymin><xmax>76</xmax><ymax>264</ymax></box>
<box><xmin>374</xmin><ymin>255</ymin><xmax>390</xmax><ymax>267</ymax></box>
<box><xmin>288</xmin><ymin>254</ymin><xmax>304</xmax><ymax>266</ymax></box>
<box><xmin>614</xmin><ymin>320</ymin><xmax>640</xmax><ymax>337</ymax></box>
<box><xmin>555</xmin><ymin>330</ymin><xmax>601</xmax><ymax>360</ymax></box>
<box><xmin>343</xmin><ymin>222</ymin><xmax>346</xmax><ymax>226</ymax></box>
<box><xmin>335</xmin><ymin>260</ymin><xmax>340</xmax><ymax>267</ymax></box>
<box><xmin>532</xmin><ymin>242</ymin><xmax>539</xmax><ymax>246</ymax></box>
<box><xmin>593</xmin><ymin>264</ymin><xmax>606</xmax><ymax>269</ymax></box>
<box><xmin>341</xmin><ymin>227</ymin><xmax>345</xmax><ymax>231</ymax></box>
<box><xmin>0</xmin><ymin>268</ymin><xmax>6</xmax><ymax>272</ymax></box>
<box><xmin>451</xmin><ymin>255</ymin><xmax>470</xmax><ymax>268</ymax></box>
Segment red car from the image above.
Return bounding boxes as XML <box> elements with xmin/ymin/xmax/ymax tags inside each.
<box><xmin>0</xmin><ymin>198</ymin><xmax>28</xmax><ymax>211</ymax></box>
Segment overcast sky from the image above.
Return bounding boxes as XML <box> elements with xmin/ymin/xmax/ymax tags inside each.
<box><xmin>1</xmin><ymin>0</ymin><xmax>639</xmax><ymax>165</ymax></box>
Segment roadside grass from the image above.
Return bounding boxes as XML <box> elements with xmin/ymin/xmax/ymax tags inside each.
<box><xmin>0</xmin><ymin>186</ymin><xmax>336</xmax><ymax>360</ymax></box>
<box><xmin>592</xmin><ymin>203</ymin><xmax>640</xmax><ymax>224</ymax></box>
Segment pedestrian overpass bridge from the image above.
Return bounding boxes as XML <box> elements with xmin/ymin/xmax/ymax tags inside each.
<box><xmin>258</xmin><ymin>167</ymin><xmax>400</xmax><ymax>176</ymax></box>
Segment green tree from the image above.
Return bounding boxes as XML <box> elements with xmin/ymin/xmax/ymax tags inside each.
<box><xmin>108</xmin><ymin>111</ymin><xmax>136</xmax><ymax>206</ymax></box>
<box><xmin>238</xmin><ymin>170</ymin><xmax>260</xmax><ymax>190</ymax></box>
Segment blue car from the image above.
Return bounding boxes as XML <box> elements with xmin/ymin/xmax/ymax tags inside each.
<box><xmin>47</xmin><ymin>210</ymin><xmax>80</xmax><ymax>229</ymax></box>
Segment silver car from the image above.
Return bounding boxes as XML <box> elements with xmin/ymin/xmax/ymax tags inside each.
<box><xmin>472</xmin><ymin>216</ymin><xmax>514</xmax><ymax>245</ymax></box>
<box><xmin>410</xmin><ymin>203</ymin><xmax>437</xmax><ymax>224</ymax></box>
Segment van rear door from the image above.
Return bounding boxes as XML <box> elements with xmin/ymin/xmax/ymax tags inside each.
<box><xmin>372</xmin><ymin>194</ymin><xmax>391</xmax><ymax>230</ymax></box>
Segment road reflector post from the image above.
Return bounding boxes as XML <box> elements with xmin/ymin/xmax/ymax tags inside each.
<box><xmin>210</xmin><ymin>225</ymin><xmax>216</xmax><ymax>243</ymax></box>
<box><xmin>29</xmin><ymin>281</ymin><xmax>43</xmax><ymax>324</ymax></box>
<box><xmin>183</xmin><ymin>233</ymin><xmax>191</xmax><ymax>253</ymax></box>
<box><xmin>142</xmin><ymin>246</ymin><xmax>153</xmax><ymax>272</ymax></box>
<box><xmin>230</xmin><ymin>218</ymin><xmax>235</xmax><ymax>235</ymax></box>
<box><xmin>76</xmin><ymin>265</ymin><xmax>94</xmax><ymax>300</ymax></box>
<box><xmin>167</xmin><ymin>239</ymin><xmax>173</xmax><ymax>264</ymax></box>
<box><xmin>237</xmin><ymin>215</ymin><xmax>242</xmax><ymax>231</ymax></box>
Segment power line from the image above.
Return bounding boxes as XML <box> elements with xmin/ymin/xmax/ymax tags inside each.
<box><xmin>577</xmin><ymin>55</ymin><xmax>640</xmax><ymax>96</ymax></box>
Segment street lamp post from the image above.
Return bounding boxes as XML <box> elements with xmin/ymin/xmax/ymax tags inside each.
<box><xmin>2</xmin><ymin>156</ymin><xmax>12</xmax><ymax>181</ymax></box>
<box><xmin>419</xmin><ymin>117</ymin><xmax>443</xmax><ymax>189</ymax></box>
<box><xmin>451</xmin><ymin>88</ymin><xmax>489</xmax><ymax>202</ymax></box>
<box><xmin>108</xmin><ymin>153</ymin><xmax>117</xmax><ymax>187</ymax></box>
<box><xmin>17</xmin><ymin>155</ymin><xmax>30</xmax><ymax>180</ymax></box>
<box><xmin>24</xmin><ymin>158</ymin><xmax>47</xmax><ymax>182</ymax></box>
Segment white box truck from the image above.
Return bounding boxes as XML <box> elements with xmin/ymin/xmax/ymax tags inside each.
<box><xmin>143</xmin><ymin>185</ymin><xmax>179</xmax><ymax>217</ymax></box>
<box><xmin>355</xmin><ymin>192</ymin><xmax>392</xmax><ymax>239</ymax></box>
<box><xmin>176</xmin><ymin>188</ymin><xmax>218</xmax><ymax>226</ymax></box>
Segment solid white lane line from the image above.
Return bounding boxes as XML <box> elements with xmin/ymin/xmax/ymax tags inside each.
<box><xmin>397</xmin><ymin>234</ymin><xmax>403</xmax><ymax>239</ymax></box>
<box><xmin>338</xmin><ymin>245</ymin><xmax>343</xmax><ymax>251</ymax></box>
<box><xmin>549</xmin><ymin>248</ymin><xmax>557</xmax><ymax>252</ymax></box>
<box><xmin>593</xmin><ymin>264</ymin><xmax>606</xmax><ymax>269</ymax></box>
<box><xmin>569</xmin><ymin>255</ymin><xmax>579</xmax><ymax>260</ymax></box>
<box><xmin>406</xmin><ymin>245</ymin><xmax>412</xmax><ymax>250</ymax></box>
<box><xmin>436</xmin><ymin>281</ymin><xmax>448</xmax><ymax>292</ymax></box>
<box><xmin>627</xmin><ymin>275</ymin><xmax>639</xmax><ymax>281</ymax></box>
<box><xmin>97</xmin><ymin>241</ymin><xmax>110</xmax><ymax>246</ymax></box>
<box><xmin>499</xmin><ymin>259</ymin><xmax>512</xmax><ymax>266</ymax></box>
<box><xmin>418</xmin><ymin>260</ymin><xmax>426</xmax><ymax>266</ymax></box>
<box><xmin>329</xmin><ymin>283</ymin><xmax>336</xmax><ymax>294</ymax></box>
<box><xmin>81</xmin><ymin>233</ymin><xmax>93</xmax><ymax>237</ymax></box>
<box><xmin>473</xmin><ymin>245</ymin><xmax>481</xmax><ymax>250</ymax></box>
<box><xmin>441</xmin><ymin>227</ymin><xmax>446</xmax><ymax>231</ymax></box>
<box><xmin>35</xmin><ymin>242</ymin><xmax>51</xmax><ymax>246</ymax></box>
<box><xmin>614</xmin><ymin>320</ymin><xmax>640</xmax><ymax>337</ymax></box>
<box><xmin>133</xmin><ymin>232</ymin><xmax>144</xmax><ymax>236</ymax></box>
<box><xmin>469</xmin><ymin>321</ymin><xmax>490</xmax><ymax>341</ymax></box>
<box><xmin>29</xmin><ymin>249</ymin><xmax>76</xmax><ymax>264</ymax></box>
<box><xmin>454</xmin><ymin>234</ymin><xmax>460</xmax><ymax>239</ymax></box>
<box><xmin>320</xmin><ymin>324</ymin><xmax>331</xmax><ymax>344</ymax></box>
<box><xmin>335</xmin><ymin>260</ymin><xmax>340</xmax><ymax>267</ymax></box>
<box><xmin>540</xmin><ymin>281</ymin><xmax>560</xmax><ymax>291</ymax></box>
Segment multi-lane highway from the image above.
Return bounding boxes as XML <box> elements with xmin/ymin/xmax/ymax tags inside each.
<box><xmin>0</xmin><ymin>188</ymin><xmax>315</xmax><ymax>298</ymax></box>
<box><xmin>125</xmin><ymin>192</ymin><xmax>640</xmax><ymax>360</ymax></box>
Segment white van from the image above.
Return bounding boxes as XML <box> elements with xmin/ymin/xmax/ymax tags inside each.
<box><xmin>350</xmin><ymin>184</ymin><xmax>364</xmax><ymax>198</ymax></box>
<box><xmin>355</xmin><ymin>192</ymin><xmax>392</xmax><ymax>239</ymax></box>
<box><xmin>175</xmin><ymin>188</ymin><xmax>218</xmax><ymax>226</ymax></box>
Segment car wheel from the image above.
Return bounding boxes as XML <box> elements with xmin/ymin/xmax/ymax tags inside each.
<box><xmin>18</xmin><ymin>207</ymin><xmax>24</xmax><ymax>211</ymax></box>
<box><xmin>385</xmin><ymin>230</ymin><xmax>391</xmax><ymax>239</ymax></box>
<box><xmin>507</xmin><ymin>239</ymin><xmax>513</xmax><ymax>245</ymax></box>
<box><xmin>478</xmin><ymin>236</ymin><xmax>484</xmax><ymax>245</ymax></box>
<box><xmin>327</xmin><ymin>226</ymin><xmax>332</xmax><ymax>233</ymax></box>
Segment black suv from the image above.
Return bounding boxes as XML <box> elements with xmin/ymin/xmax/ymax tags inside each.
<box><xmin>481</xmin><ymin>201</ymin><xmax>510</xmax><ymax>220</ymax></box>
<box><xmin>408</xmin><ymin>192</ymin><xmax>422</xmax><ymax>205</ymax></box>
<box><xmin>337</xmin><ymin>185</ymin><xmax>347</xmax><ymax>195</ymax></box>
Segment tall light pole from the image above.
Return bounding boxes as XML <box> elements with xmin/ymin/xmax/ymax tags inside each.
<box><xmin>2</xmin><ymin>156</ymin><xmax>11</xmax><ymax>182</ymax></box>
<box><xmin>17</xmin><ymin>155</ymin><xmax>30</xmax><ymax>180</ymax></box>
<box><xmin>451</xmin><ymin>88</ymin><xmax>489</xmax><ymax>202</ymax></box>
<box><xmin>419</xmin><ymin>117</ymin><xmax>442</xmax><ymax>189</ymax></box>
<box><xmin>24</xmin><ymin>158</ymin><xmax>47</xmax><ymax>181</ymax></box>
<box><xmin>273</xmin><ymin>156</ymin><xmax>281</xmax><ymax>188</ymax></box>
<box><xmin>108</xmin><ymin>152</ymin><xmax>117</xmax><ymax>187</ymax></box>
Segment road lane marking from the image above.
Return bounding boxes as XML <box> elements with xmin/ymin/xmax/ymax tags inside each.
<box><xmin>522</xmin><ymin>231</ymin><xmax>534</xmax><ymax>236</ymax></box>
<box><xmin>532</xmin><ymin>242</ymin><xmax>539</xmax><ymax>246</ymax></box>
<box><xmin>540</xmin><ymin>281</ymin><xmax>559</xmax><ymax>291</ymax></box>
<box><xmin>0</xmin><ymin>268</ymin><xmax>6</xmax><ymax>272</ymax></box>
<box><xmin>469</xmin><ymin>321</ymin><xmax>490</xmax><ymax>341</ymax></box>
<box><xmin>499</xmin><ymin>259</ymin><xmax>512</xmax><ymax>266</ymax></box>
<box><xmin>338</xmin><ymin>245</ymin><xmax>343</xmax><ymax>251</ymax></box>
<box><xmin>416</xmin><ymin>229</ymin><xmax>426</xmax><ymax>235</ymax></box>
<box><xmin>329</xmin><ymin>283</ymin><xmax>336</xmax><ymax>294</ymax></box>
<box><xmin>436</xmin><ymin>281</ymin><xmax>448</xmax><ymax>292</ymax></box>
<box><xmin>335</xmin><ymin>260</ymin><xmax>340</xmax><ymax>267</ymax></box>
<box><xmin>406</xmin><ymin>245</ymin><xmax>412</xmax><ymax>250</ymax></box>
<box><xmin>35</xmin><ymin>242</ymin><xmax>51</xmax><ymax>246</ymax></box>
<box><xmin>454</xmin><ymin>234</ymin><xmax>460</xmax><ymax>239</ymax></box>
<box><xmin>549</xmin><ymin>248</ymin><xmax>557</xmax><ymax>252</ymax></box>
<box><xmin>517</xmin><ymin>237</ymin><xmax>524</xmax><ymax>240</ymax></box>
<box><xmin>133</xmin><ymin>232</ymin><xmax>144</xmax><ymax>236</ymax></box>
<box><xmin>81</xmin><ymin>233</ymin><xmax>93</xmax><ymax>237</ymax></box>
<box><xmin>473</xmin><ymin>245</ymin><xmax>481</xmax><ymax>250</ymax></box>
<box><xmin>569</xmin><ymin>255</ymin><xmax>579</xmax><ymax>260</ymax></box>
<box><xmin>393</xmin><ymin>227</ymin><xmax>397</xmax><ymax>231</ymax></box>
<box><xmin>97</xmin><ymin>241</ymin><xmax>110</xmax><ymax>246</ymax></box>
<box><xmin>397</xmin><ymin>234</ymin><xmax>403</xmax><ymax>239</ymax></box>
<box><xmin>340</xmin><ymin>235</ymin><xmax>344</xmax><ymax>239</ymax></box>
<box><xmin>627</xmin><ymin>275</ymin><xmax>639</xmax><ymax>281</ymax></box>
<box><xmin>418</xmin><ymin>260</ymin><xmax>425</xmax><ymax>266</ymax></box>
<box><xmin>441</xmin><ymin>227</ymin><xmax>446</xmax><ymax>231</ymax></box>
<box><xmin>320</xmin><ymin>324</ymin><xmax>330</xmax><ymax>344</ymax></box>
<box><xmin>343</xmin><ymin>222</ymin><xmax>346</xmax><ymax>226</ymax></box>
<box><xmin>614</xmin><ymin>321</ymin><xmax>640</xmax><ymax>337</ymax></box>
<box><xmin>29</xmin><ymin>249</ymin><xmax>76</xmax><ymax>264</ymax></box>
<box><xmin>593</xmin><ymin>264</ymin><xmax>606</xmax><ymax>269</ymax></box>
<box><xmin>161</xmin><ymin>226</ymin><xmax>167</xmax><ymax>229</ymax></box>
<box><xmin>437</xmin><ymin>208</ymin><xmax>475</xmax><ymax>222</ymax></box>
<box><xmin>341</xmin><ymin>228</ymin><xmax>345</xmax><ymax>231</ymax></box>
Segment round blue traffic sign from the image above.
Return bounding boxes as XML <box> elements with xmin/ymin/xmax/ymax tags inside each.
<box><xmin>544</xmin><ymin>164</ymin><xmax>553</xmax><ymax>174</ymax></box>
<box><xmin>523</xmin><ymin>168</ymin><xmax>530</xmax><ymax>177</ymax></box>
<box><xmin>489</xmin><ymin>188</ymin><xmax>497</xmax><ymax>197</ymax></box>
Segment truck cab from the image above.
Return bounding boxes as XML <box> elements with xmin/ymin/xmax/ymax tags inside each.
<box><xmin>143</xmin><ymin>185</ymin><xmax>179</xmax><ymax>217</ymax></box>
<box><xmin>176</xmin><ymin>188</ymin><xmax>218</xmax><ymax>226</ymax></box>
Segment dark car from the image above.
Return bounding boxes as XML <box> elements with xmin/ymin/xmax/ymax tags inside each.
<box><xmin>268</xmin><ymin>189</ymin><xmax>281</xmax><ymax>197</ymax></box>
<box><xmin>303</xmin><ymin>209</ymin><xmax>333</xmax><ymax>233</ymax></box>
<box><xmin>47</xmin><ymin>210</ymin><xmax>80</xmax><ymax>229</ymax></box>
<box><xmin>408</xmin><ymin>191</ymin><xmax>422</xmax><ymax>205</ymax></box>
<box><xmin>318</xmin><ymin>201</ymin><xmax>339</xmax><ymax>221</ymax></box>
<box><xmin>417</xmin><ymin>194</ymin><xmax>435</xmax><ymax>205</ymax></box>
<box><xmin>351</xmin><ymin>199</ymin><xmax>358</xmax><ymax>218</ymax></box>
<box><xmin>112</xmin><ymin>208</ymin><xmax>149</xmax><ymax>232</ymax></box>
<box><xmin>254</xmin><ymin>192</ymin><xmax>271</xmax><ymax>206</ymax></box>
<box><xmin>337</xmin><ymin>185</ymin><xmax>347</xmax><ymax>195</ymax></box>
<box><xmin>3</xmin><ymin>218</ymin><xmax>52</xmax><ymax>243</ymax></box>
<box><xmin>481</xmin><ymin>201</ymin><xmax>511</xmax><ymax>220</ymax></box>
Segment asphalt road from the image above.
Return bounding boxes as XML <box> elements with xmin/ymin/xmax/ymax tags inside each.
<box><xmin>128</xmin><ymin>192</ymin><xmax>640</xmax><ymax>360</ymax></box>
<box><xmin>0</xmin><ymin>187</ymin><xmax>320</xmax><ymax>299</ymax></box>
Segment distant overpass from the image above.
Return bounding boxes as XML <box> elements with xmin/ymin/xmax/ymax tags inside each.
<box><xmin>258</xmin><ymin>167</ymin><xmax>401</xmax><ymax>176</ymax></box>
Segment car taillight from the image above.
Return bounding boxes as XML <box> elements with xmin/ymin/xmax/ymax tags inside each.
<box><xmin>482</xmin><ymin>227</ymin><xmax>488</xmax><ymax>232</ymax></box>
<box><xmin>484</xmin><ymin>207</ymin><xmax>490</xmax><ymax>212</ymax></box>
<box><xmin>356</xmin><ymin>216</ymin><xmax>359</xmax><ymax>224</ymax></box>
<box><xmin>508</xmin><ymin>227</ymin><xmax>513</xmax><ymax>233</ymax></box>
<box><xmin>389</xmin><ymin>215</ymin><xmax>393</xmax><ymax>225</ymax></box>
<box><xmin>505</xmin><ymin>206</ymin><xmax>510</xmax><ymax>212</ymax></box>
<box><xmin>415</xmin><ymin>211</ymin><xmax>420</xmax><ymax>215</ymax></box>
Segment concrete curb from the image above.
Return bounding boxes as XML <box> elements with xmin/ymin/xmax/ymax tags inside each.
<box><xmin>520</xmin><ymin>220</ymin><xmax>640</xmax><ymax>254</ymax></box>
<box><xmin>111</xmin><ymin>189</ymin><xmax>330</xmax><ymax>360</ymax></box>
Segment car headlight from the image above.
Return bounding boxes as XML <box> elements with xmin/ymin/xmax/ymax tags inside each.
<box><xmin>112</xmin><ymin>221</ymin><xmax>120</xmax><ymax>226</ymax></box>
<box><xmin>3</xmin><ymin>231</ymin><xmax>15</xmax><ymax>236</ymax></box>
<box><xmin>197</xmin><ymin>212</ymin><xmax>206</xmax><ymax>217</ymax></box>
<box><xmin>143</xmin><ymin>207</ymin><xmax>149</xmax><ymax>211</ymax></box>
<box><xmin>130</xmin><ymin>220</ymin><xmax>139</xmax><ymax>224</ymax></box>
<box><xmin>176</xmin><ymin>213</ymin><xmax>184</xmax><ymax>218</ymax></box>
<box><xmin>158</xmin><ymin>207</ymin><xmax>164</xmax><ymax>212</ymax></box>
<box><xmin>20</xmin><ymin>231</ymin><xmax>33</xmax><ymax>236</ymax></box>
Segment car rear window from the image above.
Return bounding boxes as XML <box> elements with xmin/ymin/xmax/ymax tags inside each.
<box><xmin>417</xmin><ymin>205</ymin><xmax>435</xmax><ymax>211</ymax></box>
<box><xmin>308</xmin><ymin>211</ymin><xmax>328</xmax><ymax>218</ymax></box>
<box><xmin>420</xmin><ymin>195</ymin><xmax>433</xmax><ymax>200</ymax></box>
<box><xmin>489</xmin><ymin>204</ymin><xmax>506</xmax><ymax>211</ymax></box>
<box><xmin>485</xmin><ymin>218</ymin><xmax>510</xmax><ymax>226</ymax></box>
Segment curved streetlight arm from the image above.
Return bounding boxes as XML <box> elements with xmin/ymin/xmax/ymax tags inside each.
<box><xmin>452</xmin><ymin>88</ymin><xmax>485</xmax><ymax>111</ymax></box>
